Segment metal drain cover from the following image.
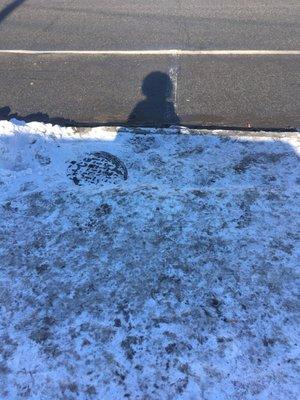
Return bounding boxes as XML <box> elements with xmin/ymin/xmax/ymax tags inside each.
<box><xmin>67</xmin><ymin>152</ymin><xmax>128</xmax><ymax>186</ymax></box>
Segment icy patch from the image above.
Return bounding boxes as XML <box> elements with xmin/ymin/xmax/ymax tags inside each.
<box><xmin>0</xmin><ymin>119</ymin><xmax>299</xmax><ymax>400</ymax></box>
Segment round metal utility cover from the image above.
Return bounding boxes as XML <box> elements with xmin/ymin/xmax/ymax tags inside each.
<box><xmin>67</xmin><ymin>152</ymin><xmax>128</xmax><ymax>186</ymax></box>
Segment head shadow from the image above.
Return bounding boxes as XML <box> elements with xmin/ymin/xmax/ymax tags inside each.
<box><xmin>127</xmin><ymin>71</ymin><xmax>180</xmax><ymax>127</ymax></box>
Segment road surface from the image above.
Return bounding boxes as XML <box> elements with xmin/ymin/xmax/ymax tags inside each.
<box><xmin>0</xmin><ymin>0</ymin><xmax>299</xmax><ymax>128</ymax></box>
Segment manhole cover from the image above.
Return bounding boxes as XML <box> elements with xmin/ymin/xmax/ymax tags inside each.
<box><xmin>67</xmin><ymin>152</ymin><xmax>128</xmax><ymax>186</ymax></box>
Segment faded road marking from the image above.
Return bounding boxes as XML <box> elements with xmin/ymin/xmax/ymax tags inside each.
<box><xmin>0</xmin><ymin>49</ymin><xmax>300</xmax><ymax>56</ymax></box>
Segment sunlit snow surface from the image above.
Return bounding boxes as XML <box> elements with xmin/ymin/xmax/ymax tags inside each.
<box><xmin>0</xmin><ymin>119</ymin><xmax>299</xmax><ymax>400</ymax></box>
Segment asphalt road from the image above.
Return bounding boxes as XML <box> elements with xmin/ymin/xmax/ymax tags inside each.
<box><xmin>0</xmin><ymin>0</ymin><xmax>299</xmax><ymax>128</ymax></box>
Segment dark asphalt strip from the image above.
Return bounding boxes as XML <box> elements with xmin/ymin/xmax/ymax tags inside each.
<box><xmin>0</xmin><ymin>53</ymin><xmax>299</xmax><ymax>129</ymax></box>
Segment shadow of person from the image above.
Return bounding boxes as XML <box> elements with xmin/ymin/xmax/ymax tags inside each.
<box><xmin>127</xmin><ymin>71</ymin><xmax>180</xmax><ymax>127</ymax></box>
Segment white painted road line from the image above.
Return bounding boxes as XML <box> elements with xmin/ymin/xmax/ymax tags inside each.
<box><xmin>0</xmin><ymin>49</ymin><xmax>300</xmax><ymax>56</ymax></box>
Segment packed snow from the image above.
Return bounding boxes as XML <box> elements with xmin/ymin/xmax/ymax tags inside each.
<box><xmin>0</xmin><ymin>119</ymin><xmax>299</xmax><ymax>400</ymax></box>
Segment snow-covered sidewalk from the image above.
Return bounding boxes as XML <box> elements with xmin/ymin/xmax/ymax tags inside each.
<box><xmin>0</xmin><ymin>120</ymin><xmax>299</xmax><ymax>400</ymax></box>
